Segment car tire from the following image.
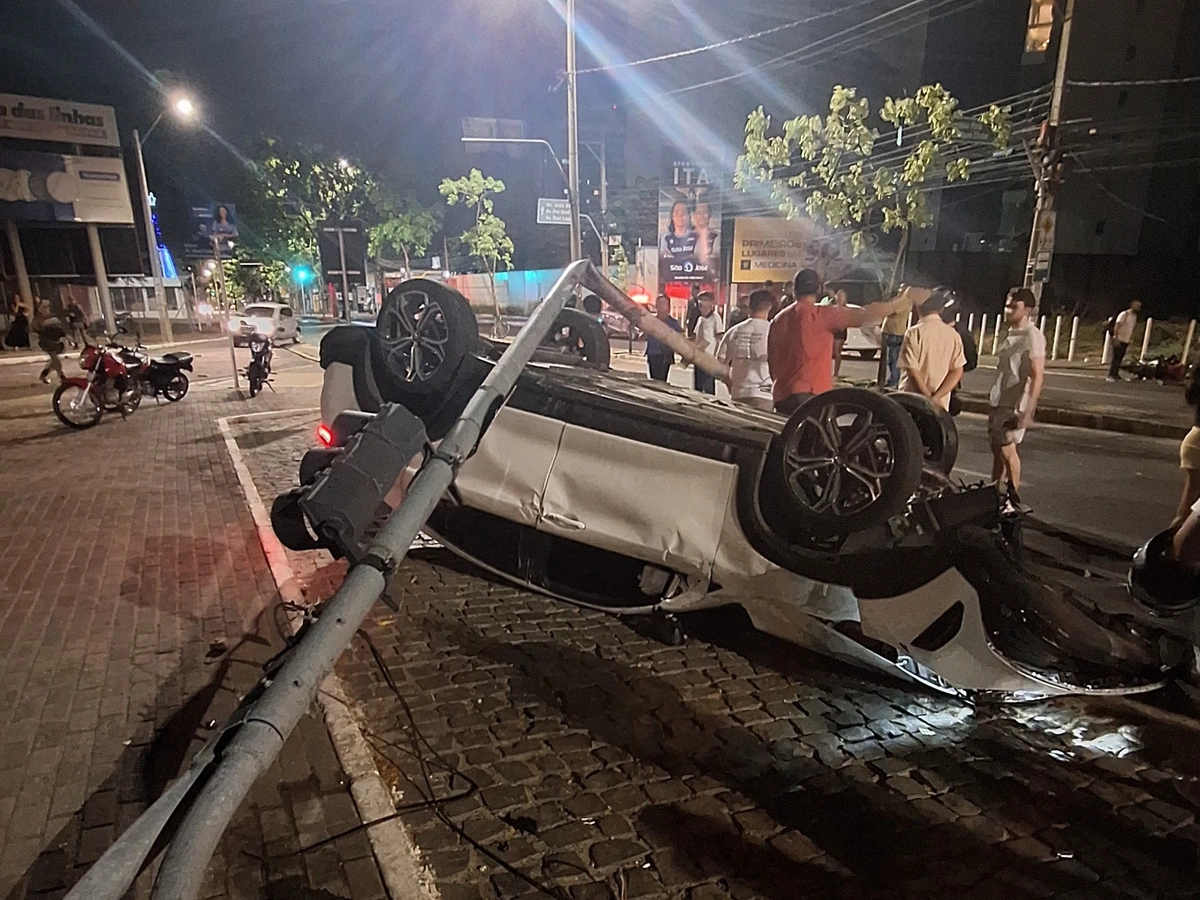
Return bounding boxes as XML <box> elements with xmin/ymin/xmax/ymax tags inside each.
<box><xmin>775</xmin><ymin>388</ymin><xmax>923</xmax><ymax>537</ymax></box>
<box><xmin>375</xmin><ymin>279</ymin><xmax>478</xmax><ymax>413</ymax></box>
<box><xmin>888</xmin><ymin>392</ymin><xmax>959</xmax><ymax>475</ymax></box>
<box><xmin>857</xmin><ymin>349</ymin><xmax>878</xmax><ymax>360</ymax></box>
<box><xmin>532</xmin><ymin>308</ymin><xmax>611</xmax><ymax>369</ymax></box>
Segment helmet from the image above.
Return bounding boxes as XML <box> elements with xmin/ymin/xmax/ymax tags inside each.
<box><xmin>1128</xmin><ymin>527</ymin><xmax>1200</xmax><ymax>615</ymax></box>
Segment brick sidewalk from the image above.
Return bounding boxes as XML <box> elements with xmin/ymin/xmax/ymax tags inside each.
<box><xmin>239</xmin><ymin>422</ymin><xmax>1200</xmax><ymax>900</ymax></box>
<box><xmin>0</xmin><ymin>373</ymin><xmax>388</xmax><ymax>898</ymax></box>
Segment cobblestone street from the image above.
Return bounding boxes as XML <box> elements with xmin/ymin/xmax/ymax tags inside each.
<box><xmin>0</xmin><ymin>347</ymin><xmax>390</xmax><ymax>899</ymax></box>
<box><xmin>238</xmin><ymin>417</ymin><xmax>1200</xmax><ymax>900</ymax></box>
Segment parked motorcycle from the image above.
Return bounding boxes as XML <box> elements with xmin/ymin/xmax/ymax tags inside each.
<box><xmin>142</xmin><ymin>351</ymin><xmax>193</xmax><ymax>401</ymax></box>
<box><xmin>244</xmin><ymin>330</ymin><xmax>273</xmax><ymax>397</ymax></box>
<box><xmin>53</xmin><ymin>344</ymin><xmax>141</xmax><ymax>429</ymax></box>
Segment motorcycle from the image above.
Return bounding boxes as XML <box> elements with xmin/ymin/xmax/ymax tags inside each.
<box><xmin>106</xmin><ymin>321</ymin><xmax>194</xmax><ymax>402</ymax></box>
<box><xmin>52</xmin><ymin>343</ymin><xmax>141</xmax><ymax>429</ymax></box>
<box><xmin>244</xmin><ymin>329</ymin><xmax>273</xmax><ymax>397</ymax></box>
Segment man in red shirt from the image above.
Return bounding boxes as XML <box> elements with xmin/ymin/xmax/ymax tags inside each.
<box><xmin>768</xmin><ymin>269</ymin><xmax>910</xmax><ymax>414</ymax></box>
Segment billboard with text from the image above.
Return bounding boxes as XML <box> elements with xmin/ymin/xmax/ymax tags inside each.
<box><xmin>657</xmin><ymin>156</ymin><xmax>721</xmax><ymax>290</ymax></box>
<box><xmin>0</xmin><ymin>148</ymin><xmax>133</xmax><ymax>224</ymax></box>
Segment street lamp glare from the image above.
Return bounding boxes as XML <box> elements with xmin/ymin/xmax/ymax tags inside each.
<box><xmin>174</xmin><ymin>96</ymin><xmax>195</xmax><ymax>119</ymax></box>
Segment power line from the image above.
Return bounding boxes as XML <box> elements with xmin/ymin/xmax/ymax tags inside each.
<box><xmin>662</xmin><ymin>0</ymin><xmax>945</xmax><ymax>97</ymax></box>
<box><xmin>1067</xmin><ymin>75</ymin><xmax>1200</xmax><ymax>87</ymax></box>
<box><xmin>574</xmin><ymin>0</ymin><xmax>883</xmax><ymax>76</ymax></box>
<box><xmin>1065</xmin><ymin>153</ymin><xmax>1170</xmax><ymax>223</ymax></box>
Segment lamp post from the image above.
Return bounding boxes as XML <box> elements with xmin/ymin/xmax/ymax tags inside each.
<box><xmin>565</xmin><ymin>0</ymin><xmax>581</xmax><ymax>264</ymax></box>
<box><xmin>132</xmin><ymin>95</ymin><xmax>195</xmax><ymax>345</ymax></box>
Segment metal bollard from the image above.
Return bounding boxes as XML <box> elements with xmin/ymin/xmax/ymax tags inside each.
<box><xmin>991</xmin><ymin>313</ymin><xmax>1002</xmax><ymax>355</ymax></box>
<box><xmin>1039</xmin><ymin>315</ymin><xmax>1048</xmax><ymax>335</ymax></box>
<box><xmin>1052</xmin><ymin>315</ymin><xmax>1063</xmax><ymax>361</ymax></box>
<box><xmin>978</xmin><ymin>314</ymin><xmax>988</xmax><ymax>353</ymax></box>
<box><xmin>1068</xmin><ymin>316</ymin><xmax>1079</xmax><ymax>361</ymax></box>
<box><xmin>1183</xmin><ymin>319</ymin><xmax>1197</xmax><ymax>366</ymax></box>
<box><xmin>1102</xmin><ymin>331</ymin><xmax>1113</xmax><ymax>365</ymax></box>
<box><xmin>1139</xmin><ymin>317</ymin><xmax>1154</xmax><ymax>362</ymax></box>
<box><xmin>967</xmin><ymin>312</ymin><xmax>975</xmax><ymax>334</ymax></box>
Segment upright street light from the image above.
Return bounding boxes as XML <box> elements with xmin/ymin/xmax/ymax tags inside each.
<box><xmin>565</xmin><ymin>0</ymin><xmax>581</xmax><ymax>264</ymax></box>
<box><xmin>132</xmin><ymin>93</ymin><xmax>197</xmax><ymax>345</ymax></box>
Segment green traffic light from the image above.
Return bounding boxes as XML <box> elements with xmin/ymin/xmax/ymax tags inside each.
<box><xmin>294</xmin><ymin>266</ymin><xmax>312</xmax><ymax>283</ymax></box>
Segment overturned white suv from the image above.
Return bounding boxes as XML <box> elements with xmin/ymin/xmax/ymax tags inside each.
<box><xmin>275</xmin><ymin>278</ymin><xmax>1191</xmax><ymax>701</ymax></box>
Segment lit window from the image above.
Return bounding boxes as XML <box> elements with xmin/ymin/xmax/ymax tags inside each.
<box><xmin>1025</xmin><ymin>0</ymin><xmax>1054</xmax><ymax>53</ymax></box>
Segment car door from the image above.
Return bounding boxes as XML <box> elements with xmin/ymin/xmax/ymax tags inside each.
<box><xmin>278</xmin><ymin>307</ymin><xmax>296</xmax><ymax>339</ymax></box>
<box><xmin>537</xmin><ymin>424</ymin><xmax>737</xmax><ymax>578</ymax></box>
<box><xmin>452</xmin><ymin>407</ymin><xmax>565</xmax><ymax>528</ymax></box>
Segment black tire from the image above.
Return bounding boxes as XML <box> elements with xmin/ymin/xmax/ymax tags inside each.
<box><xmin>248</xmin><ymin>362</ymin><xmax>263</xmax><ymax>397</ymax></box>
<box><xmin>532</xmin><ymin>308</ymin><xmax>611</xmax><ymax>369</ymax></box>
<box><xmin>120</xmin><ymin>388</ymin><xmax>142</xmax><ymax>415</ymax></box>
<box><xmin>888</xmin><ymin>392</ymin><xmax>959</xmax><ymax>475</ymax></box>
<box><xmin>164</xmin><ymin>373</ymin><xmax>189</xmax><ymax>402</ymax></box>
<box><xmin>375</xmin><ymin>279</ymin><xmax>478</xmax><ymax>411</ymax></box>
<box><xmin>775</xmin><ymin>388</ymin><xmax>923</xmax><ymax>537</ymax></box>
<box><xmin>857</xmin><ymin>349</ymin><xmax>878</xmax><ymax>360</ymax></box>
<box><xmin>53</xmin><ymin>383</ymin><xmax>102</xmax><ymax>429</ymax></box>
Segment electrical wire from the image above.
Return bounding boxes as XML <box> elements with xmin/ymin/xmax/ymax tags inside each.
<box><xmin>662</xmin><ymin>0</ymin><xmax>951</xmax><ymax>97</ymax></box>
<box><xmin>1067</xmin><ymin>75</ymin><xmax>1200</xmax><ymax>88</ymax></box>
<box><xmin>1065</xmin><ymin>153</ymin><xmax>1170</xmax><ymax>223</ymax></box>
<box><xmin>574</xmin><ymin>0</ymin><xmax>884</xmax><ymax>76</ymax></box>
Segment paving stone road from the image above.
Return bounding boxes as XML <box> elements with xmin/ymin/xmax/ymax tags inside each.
<box><xmin>0</xmin><ymin>350</ymin><xmax>389</xmax><ymax>900</ymax></box>
<box><xmin>239</xmin><ymin>418</ymin><xmax>1200</xmax><ymax>900</ymax></box>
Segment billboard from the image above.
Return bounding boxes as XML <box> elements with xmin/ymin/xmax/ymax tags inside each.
<box><xmin>657</xmin><ymin>156</ymin><xmax>721</xmax><ymax>290</ymax></box>
<box><xmin>184</xmin><ymin>203</ymin><xmax>239</xmax><ymax>258</ymax></box>
<box><xmin>0</xmin><ymin>93</ymin><xmax>121</xmax><ymax>147</ymax></box>
<box><xmin>731</xmin><ymin>216</ymin><xmax>869</xmax><ymax>284</ymax></box>
<box><xmin>0</xmin><ymin>148</ymin><xmax>134</xmax><ymax>224</ymax></box>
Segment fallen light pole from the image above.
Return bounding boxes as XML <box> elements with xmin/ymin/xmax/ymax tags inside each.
<box><xmin>68</xmin><ymin>259</ymin><xmax>594</xmax><ymax>900</ymax></box>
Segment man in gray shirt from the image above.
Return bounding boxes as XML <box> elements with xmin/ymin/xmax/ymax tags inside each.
<box><xmin>988</xmin><ymin>287</ymin><xmax>1045</xmax><ymax>511</ymax></box>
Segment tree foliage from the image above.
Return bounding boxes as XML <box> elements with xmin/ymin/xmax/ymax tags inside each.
<box><xmin>368</xmin><ymin>194</ymin><xmax>442</xmax><ymax>272</ymax></box>
<box><xmin>735</xmin><ymin>84</ymin><xmax>1011</xmax><ymax>259</ymax></box>
<box><xmin>439</xmin><ymin>169</ymin><xmax>514</xmax><ymax>278</ymax></box>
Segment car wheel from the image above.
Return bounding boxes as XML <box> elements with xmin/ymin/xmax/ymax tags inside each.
<box><xmin>531</xmin><ymin>308</ymin><xmax>611</xmax><ymax>369</ymax></box>
<box><xmin>376</xmin><ymin>279</ymin><xmax>478</xmax><ymax>411</ymax></box>
<box><xmin>776</xmin><ymin>388</ymin><xmax>923</xmax><ymax>537</ymax></box>
<box><xmin>857</xmin><ymin>349</ymin><xmax>878</xmax><ymax>360</ymax></box>
<box><xmin>887</xmin><ymin>392</ymin><xmax>959</xmax><ymax>475</ymax></box>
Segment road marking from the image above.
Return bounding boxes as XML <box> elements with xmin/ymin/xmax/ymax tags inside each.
<box><xmin>217</xmin><ymin>412</ymin><xmax>438</xmax><ymax>900</ymax></box>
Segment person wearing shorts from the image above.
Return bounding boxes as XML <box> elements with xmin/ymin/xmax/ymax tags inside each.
<box><xmin>988</xmin><ymin>287</ymin><xmax>1045</xmax><ymax>511</ymax></box>
<box><xmin>1175</xmin><ymin>370</ymin><xmax>1200</xmax><ymax>527</ymax></box>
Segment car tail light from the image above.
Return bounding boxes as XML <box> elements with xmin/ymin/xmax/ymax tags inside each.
<box><xmin>316</xmin><ymin>423</ymin><xmax>334</xmax><ymax>447</ymax></box>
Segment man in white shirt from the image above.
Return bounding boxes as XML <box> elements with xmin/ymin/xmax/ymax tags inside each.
<box><xmin>717</xmin><ymin>289</ymin><xmax>774</xmax><ymax>411</ymax></box>
<box><xmin>692</xmin><ymin>291</ymin><xmax>724</xmax><ymax>395</ymax></box>
<box><xmin>898</xmin><ymin>287</ymin><xmax>966</xmax><ymax>411</ymax></box>
<box><xmin>1107</xmin><ymin>298</ymin><xmax>1142</xmax><ymax>382</ymax></box>
<box><xmin>988</xmin><ymin>287</ymin><xmax>1046</xmax><ymax>511</ymax></box>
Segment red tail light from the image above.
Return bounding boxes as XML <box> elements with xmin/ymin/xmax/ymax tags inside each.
<box><xmin>316</xmin><ymin>424</ymin><xmax>334</xmax><ymax>447</ymax></box>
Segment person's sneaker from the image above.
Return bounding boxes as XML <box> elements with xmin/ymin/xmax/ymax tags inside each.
<box><xmin>1105</xmin><ymin>376</ymin><xmax>1117</xmax><ymax>382</ymax></box>
<box><xmin>38</xmin><ymin>371</ymin><xmax>50</xmax><ymax>384</ymax></box>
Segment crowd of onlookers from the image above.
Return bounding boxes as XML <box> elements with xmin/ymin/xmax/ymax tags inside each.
<box><xmin>643</xmin><ymin>269</ymin><xmax>1047</xmax><ymax>512</ymax></box>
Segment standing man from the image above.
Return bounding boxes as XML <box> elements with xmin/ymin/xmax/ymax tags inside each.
<box><xmin>1107</xmin><ymin>298</ymin><xmax>1142</xmax><ymax>383</ymax></box>
<box><xmin>988</xmin><ymin>287</ymin><xmax>1046</xmax><ymax>511</ymax></box>
<box><xmin>769</xmin><ymin>269</ymin><xmax>906</xmax><ymax>415</ymax></box>
<box><xmin>717</xmin><ymin>289</ymin><xmax>774</xmax><ymax>411</ymax></box>
<box><xmin>726</xmin><ymin>293</ymin><xmax>750</xmax><ymax>330</ymax></box>
<box><xmin>881</xmin><ymin>286</ymin><xmax>914</xmax><ymax>387</ymax></box>
<box><xmin>646</xmin><ymin>293</ymin><xmax>682</xmax><ymax>382</ymax></box>
<box><xmin>685</xmin><ymin>285</ymin><xmax>702</xmax><ymax>338</ymax></box>
<box><xmin>692</xmin><ymin>291</ymin><xmax>724</xmax><ymax>395</ymax></box>
<box><xmin>943</xmin><ymin>301</ymin><xmax>978</xmax><ymax>416</ymax></box>
<box><xmin>31</xmin><ymin>301</ymin><xmax>67</xmax><ymax>384</ymax></box>
<box><xmin>65</xmin><ymin>297</ymin><xmax>87</xmax><ymax>349</ymax></box>
<box><xmin>898</xmin><ymin>287</ymin><xmax>967</xmax><ymax>411</ymax></box>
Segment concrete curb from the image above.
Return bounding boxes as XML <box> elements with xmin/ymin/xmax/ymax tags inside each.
<box><xmin>958</xmin><ymin>395</ymin><xmax>1190</xmax><ymax>440</ymax></box>
<box><xmin>218</xmin><ymin>411</ymin><xmax>439</xmax><ymax>900</ymax></box>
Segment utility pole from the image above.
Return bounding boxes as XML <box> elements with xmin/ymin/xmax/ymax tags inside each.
<box><xmin>213</xmin><ymin>236</ymin><xmax>240</xmax><ymax>391</ymax></box>
<box><xmin>1023</xmin><ymin>0</ymin><xmax>1074</xmax><ymax>300</ymax></box>
<box><xmin>131</xmin><ymin>129</ymin><xmax>174</xmax><ymax>345</ymax></box>
<box><xmin>565</xmin><ymin>0</ymin><xmax>582</xmax><ymax>262</ymax></box>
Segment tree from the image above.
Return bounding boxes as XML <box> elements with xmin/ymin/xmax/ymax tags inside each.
<box><xmin>369</xmin><ymin>193</ymin><xmax>442</xmax><ymax>273</ymax></box>
<box><xmin>439</xmin><ymin>169</ymin><xmax>514</xmax><ymax>329</ymax></box>
<box><xmin>735</xmin><ymin>84</ymin><xmax>1011</xmax><ymax>287</ymax></box>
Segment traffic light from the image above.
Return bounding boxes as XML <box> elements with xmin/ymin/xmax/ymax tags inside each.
<box><xmin>293</xmin><ymin>265</ymin><xmax>313</xmax><ymax>284</ymax></box>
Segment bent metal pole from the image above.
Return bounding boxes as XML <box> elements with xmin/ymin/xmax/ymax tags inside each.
<box><xmin>148</xmin><ymin>259</ymin><xmax>593</xmax><ymax>900</ymax></box>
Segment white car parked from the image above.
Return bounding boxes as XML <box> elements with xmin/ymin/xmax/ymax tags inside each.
<box><xmin>230</xmin><ymin>302</ymin><xmax>300</xmax><ymax>346</ymax></box>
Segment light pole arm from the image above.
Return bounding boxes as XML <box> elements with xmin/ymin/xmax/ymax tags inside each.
<box><xmin>460</xmin><ymin>137</ymin><xmax>569</xmax><ymax>187</ymax></box>
<box><xmin>139</xmin><ymin>111</ymin><xmax>165</xmax><ymax>147</ymax></box>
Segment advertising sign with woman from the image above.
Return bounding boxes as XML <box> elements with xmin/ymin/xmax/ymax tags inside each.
<box><xmin>657</xmin><ymin>158</ymin><xmax>721</xmax><ymax>291</ymax></box>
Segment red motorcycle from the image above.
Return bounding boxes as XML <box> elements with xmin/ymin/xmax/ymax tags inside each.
<box><xmin>52</xmin><ymin>343</ymin><xmax>142</xmax><ymax>429</ymax></box>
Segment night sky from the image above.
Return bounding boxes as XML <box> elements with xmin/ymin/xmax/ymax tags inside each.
<box><xmin>1</xmin><ymin>0</ymin><xmax>971</xmax><ymax>261</ymax></box>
